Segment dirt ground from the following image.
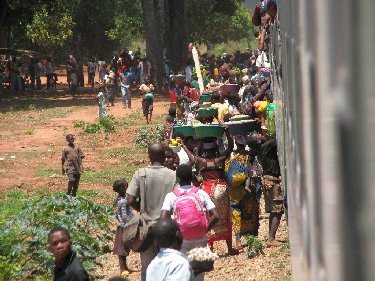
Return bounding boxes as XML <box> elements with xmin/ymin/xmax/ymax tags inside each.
<box><xmin>0</xmin><ymin>75</ymin><xmax>291</xmax><ymax>281</ymax></box>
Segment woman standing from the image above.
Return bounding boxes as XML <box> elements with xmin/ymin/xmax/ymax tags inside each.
<box><xmin>183</xmin><ymin>132</ymin><xmax>239</xmax><ymax>255</ymax></box>
<box><xmin>225</xmin><ymin>135</ymin><xmax>260</xmax><ymax>249</ymax></box>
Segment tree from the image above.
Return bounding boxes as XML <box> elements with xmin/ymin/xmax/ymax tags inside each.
<box><xmin>187</xmin><ymin>0</ymin><xmax>254</xmax><ymax>45</ymax></box>
<box><xmin>26</xmin><ymin>5</ymin><xmax>75</xmax><ymax>53</ymax></box>
<box><xmin>106</xmin><ymin>0</ymin><xmax>144</xmax><ymax>51</ymax></box>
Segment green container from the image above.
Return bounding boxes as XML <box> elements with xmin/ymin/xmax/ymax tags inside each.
<box><xmin>199</xmin><ymin>93</ymin><xmax>212</xmax><ymax>103</ymax></box>
<box><xmin>194</xmin><ymin>124</ymin><xmax>224</xmax><ymax>138</ymax></box>
<box><xmin>173</xmin><ymin>125</ymin><xmax>195</xmax><ymax>137</ymax></box>
<box><xmin>196</xmin><ymin>107</ymin><xmax>218</xmax><ymax>118</ymax></box>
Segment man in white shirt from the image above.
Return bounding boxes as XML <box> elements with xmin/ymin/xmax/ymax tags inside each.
<box><xmin>146</xmin><ymin>218</ymin><xmax>194</xmax><ymax>281</ymax></box>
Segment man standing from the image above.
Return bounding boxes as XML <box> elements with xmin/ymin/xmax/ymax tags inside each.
<box><xmin>48</xmin><ymin>226</ymin><xmax>89</xmax><ymax>281</ymax></box>
<box><xmin>62</xmin><ymin>134</ymin><xmax>85</xmax><ymax>196</ymax></box>
<box><xmin>261</xmin><ymin>137</ymin><xmax>284</xmax><ymax>247</ymax></box>
<box><xmin>127</xmin><ymin>143</ymin><xmax>176</xmax><ymax>281</ymax></box>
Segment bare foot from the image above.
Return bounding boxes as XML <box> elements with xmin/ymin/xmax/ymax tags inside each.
<box><xmin>266</xmin><ymin>240</ymin><xmax>282</xmax><ymax>247</ymax></box>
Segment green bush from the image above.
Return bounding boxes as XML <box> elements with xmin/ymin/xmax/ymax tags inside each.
<box><xmin>0</xmin><ymin>193</ymin><xmax>114</xmax><ymax>280</ymax></box>
<box><xmin>73</xmin><ymin>115</ymin><xmax>118</xmax><ymax>134</ymax></box>
<box><xmin>244</xmin><ymin>234</ymin><xmax>264</xmax><ymax>259</ymax></box>
<box><xmin>133</xmin><ymin>124</ymin><xmax>164</xmax><ymax>148</ymax></box>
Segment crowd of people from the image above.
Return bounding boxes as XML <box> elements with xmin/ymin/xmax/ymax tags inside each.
<box><xmin>46</xmin><ymin>1</ymin><xmax>284</xmax><ymax>280</ymax></box>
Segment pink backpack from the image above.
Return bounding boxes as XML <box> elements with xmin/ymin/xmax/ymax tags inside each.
<box><xmin>172</xmin><ymin>187</ymin><xmax>208</xmax><ymax>241</ymax></box>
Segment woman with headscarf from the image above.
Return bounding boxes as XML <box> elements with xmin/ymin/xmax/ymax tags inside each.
<box><xmin>225</xmin><ymin>135</ymin><xmax>260</xmax><ymax>249</ymax></box>
<box><xmin>183</xmin><ymin>131</ymin><xmax>239</xmax><ymax>255</ymax></box>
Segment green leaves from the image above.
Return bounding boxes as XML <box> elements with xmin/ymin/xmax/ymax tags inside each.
<box><xmin>0</xmin><ymin>193</ymin><xmax>115</xmax><ymax>280</ymax></box>
<box><xmin>74</xmin><ymin>115</ymin><xmax>118</xmax><ymax>134</ymax></box>
<box><xmin>244</xmin><ymin>234</ymin><xmax>264</xmax><ymax>259</ymax></box>
<box><xmin>25</xmin><ymin>4</ymin><xmax>75</xmax><ymax>50</ymax></box>
<box><xmin>133</xmin><ymin>124</ymin><xmax>164</xmax><ymax>148</ymax></box>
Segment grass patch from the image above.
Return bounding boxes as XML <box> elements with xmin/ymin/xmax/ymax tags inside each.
<box><xmin>270</xmin><ymin>241</ymin><xmax>290</xmax><ymax>257</ymax></box>
<box><xmin>35</xmin><ymin>168</ymin><xmax>61</xmax><ymax>177</ymax></box>
<box><xmin>24</xmin><ymin>127</ymin><xmax>35</xmax><ymax>135</ymax></box>
<box><xmin>81</xmin><ymin>165</ymin><xmax>140</xmax><ymax>184</ymax></box>
<box><xmin>127</xmin><ymin>110</ymin><xmax>142</xmax><ymax>119</ymax></box>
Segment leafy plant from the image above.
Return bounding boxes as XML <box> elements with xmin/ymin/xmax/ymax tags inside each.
<box><xmin>73</xmin><ymin>115</ymin><xmax>118</xmax><ymax>134</ymax></box>
<box><xmin>133</xmin><ymin>124</ymin><xmax>164</xmax><ymax>148</ymax></box>
<box><xmin>244</xmin><ymin>235</ymin><xmax>264</xmax><ymax>259</ymax></box>
<box><xmin>0</xmin><ymin>193</ymin><xmax>114</xmax><ymax>280</ymax></box>
<box><xmin>99</xmin><ymin>115</ymin><xmax>118</xmax><ymax>132</ymax></box>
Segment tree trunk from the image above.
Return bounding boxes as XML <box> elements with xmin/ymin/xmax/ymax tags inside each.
<box><xmin>142</xmin><ymin>0</ymin><xmax>164</xmax><ymax>92</ymax></box>
<box><xmin>0</xmin><ymin>25</ymin><xmax>10</xmax><ymax>48</ymax></box>
<box><xmin>168</xmin><ymin>0</ymin><xmax>188</xmax><ymax>72</ymax></box>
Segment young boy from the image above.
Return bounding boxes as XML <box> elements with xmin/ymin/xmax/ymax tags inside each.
<box><xmin>61</xmin><ymin>134</ymin><xmax>85</xmax><ymax>196</ymax></box>
<box><xmin>113</xmin><ymin>179</ymin><xmax>133</xmax><ymax>277</ymax></box>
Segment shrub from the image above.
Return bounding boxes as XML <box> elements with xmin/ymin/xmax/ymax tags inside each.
<box><xmin>244</xmin><ymin>234</ymin><xmax>264</xmax><ymax>259</ymax></box>
<box><xmin>133</xmin><ymin>124</ymin><xmax>164</xmax><ymax>148</ymax></box>
<box><xmin>0</xmin><ymin>193</ymin><xmax>114</xmax><ymax>280</ymax></box>
<box><xmin>73</xmin><ymin>115</ymin><xmax>118</xmax><ymax>134</ymax></box>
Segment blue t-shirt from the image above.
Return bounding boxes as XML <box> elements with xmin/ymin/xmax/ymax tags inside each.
<box><xmin>120</xmin><ymin>72</ymin><xmax>134</xmax><ymax>86</ymax></box>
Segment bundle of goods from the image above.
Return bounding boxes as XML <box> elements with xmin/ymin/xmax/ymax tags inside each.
<box><xmin>187</xmin><ymin>247</ymin><xmax>219</xmax><ymax>274</ymax></box>
<box><xmin>225</xmin><ymin>115</ymin><xmax>261</xmax><ymax>136</ymax></box>
<box><xmin>193</xmin><ymin>124</ymin><xmax>224</xmax><ymax>138</ymax></box>
<box><xmin>168</xmin><ymin>138</ymin><xmax>181</xmax><ymax>152</ymax></box>
<box><xmin>220</xmin><ymin>84</ymin><xmax>240</xmax><ymax>95</ymax></box>
<box><xmin>173</xmin><ymin>125</ymin><xmax>195</xmax><ymax>137</ymax></box>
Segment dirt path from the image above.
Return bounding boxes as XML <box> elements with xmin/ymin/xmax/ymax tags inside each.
<box><xmin>0</xmin><ymin>87</ymin><xmax>291</xmax><ymax>281</ymax></box>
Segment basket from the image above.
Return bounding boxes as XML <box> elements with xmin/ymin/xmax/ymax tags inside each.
<box><xmin>169</xmin><ymin>145</ymin><xmax>181</xmax><ymax>153</ymax></box>
<box><xmin>190</xmin><ymin>260</ymin><xmax>214</xmax><ymax>274</ymax></box>
<box><xmin>199</xmin><ymin>93</ymin><xmax>212</xmax><ymax>103</ymax></box>
<box><xmin>220</xmin><ymin>84</ymin><xmax>240</xmax><ymax>95</ymax></box>
<box><xmin>173</xmin><ymin>125</ymin><xmax>195</xmax><ymax>137</ymax></box>
<box><xmin>171</xmin><ymin>75</ymin><xmax>185</xmax><ymax>81</ymax></box>
<box><xmin>194</xmin><ymin>124</ymin><xmax>224</xmax><ymax>138</ymax></box>
<box><xmin>196</xmin><ymin>107</ymin><xmax>218</xmax><ymax>118</ymax></box>
<box><xmin>230</xmin><ymin>115</ymin><xmax>251</xmax><ymax>122</ymax></box>
<box><xmin>225</xmin><ymin>120</ymin><xmax>261</xmax><ymax>136</ymax></box>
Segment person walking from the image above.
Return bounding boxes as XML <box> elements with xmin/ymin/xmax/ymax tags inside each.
<box><xmin>61</xmin><ymin>134</ymin><xmax>85</xmax><ymax>196</ymax></box>
<box><xmin>127</xmin><ymin>143</ymin><xmax>176</xmax><ymax>281</ymax></box>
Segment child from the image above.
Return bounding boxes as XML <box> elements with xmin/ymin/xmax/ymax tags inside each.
<box><xmin>97</xmin><ymin>86</ymin><xmax>108</xmax><ymax>118</ymax></box>
<box><xmin>70</xmin><ymin>72</ymin><xmax>78</xmax><ymax>99</ymax></box>
<box><xmin>61</xmin><ymin>134</ymin><xmax>85</xmax><ymax>196</ymax></box>
<box><xmin>113</xmin><ymin>179</ymin><xmax>133</xmax><ymax>277</ymax></box>
<box><xmin>140</xmin><ymin>84</ymin><xmax>154</xmax><ymax>124</ymax></box>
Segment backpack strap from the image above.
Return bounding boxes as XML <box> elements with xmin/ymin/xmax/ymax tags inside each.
<box><xmin>173</xmin><ymin>188</ymin><xmax>182</xmax><ymax>197</ymax></box>
<box><xmin>138</xmin><ymin>168</ymin><xmax>147</xmax><ymax>213</ymax></box>
<box><xmin>189</xmin><ymin>187</ymin><xmax>199</xmax><ymax>194</ymax></box>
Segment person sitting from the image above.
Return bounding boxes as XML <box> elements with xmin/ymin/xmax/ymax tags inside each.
<box><xmin>48</xmin><ymin>226</ymin><xmax>89</xmax><ymax>281</ymax></box>
<box><xmin>146</xmin><ymin>218</ymin><xmax>194</xmax><ymax>281</ymax></box>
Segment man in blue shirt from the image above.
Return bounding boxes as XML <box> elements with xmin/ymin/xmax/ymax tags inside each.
<box><xmin>146</xmin><ymin>218</ymin><xmax>194</xmax><ymax>281</ymax></box>
<box><xmin>120</xmin><ymin>71</ymin><xmax>134</xmax><ymax>109</ymax></box>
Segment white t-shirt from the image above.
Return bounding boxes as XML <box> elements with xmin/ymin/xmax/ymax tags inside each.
<box><xmin>177</xmin><ymin>149</ymin><xmax>190</xmax><ymax>165</ymax></box>
<box><xmin>161</xmin><ymin>185</ymin><xmax>215</xmax><ymax>212</ymax></box>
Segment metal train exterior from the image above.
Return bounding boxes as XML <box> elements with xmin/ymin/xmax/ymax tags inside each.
<box><xmin>270</xmin><ymin>0</ymin><xmax>375</xmax><ymax>280</ymax></box>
